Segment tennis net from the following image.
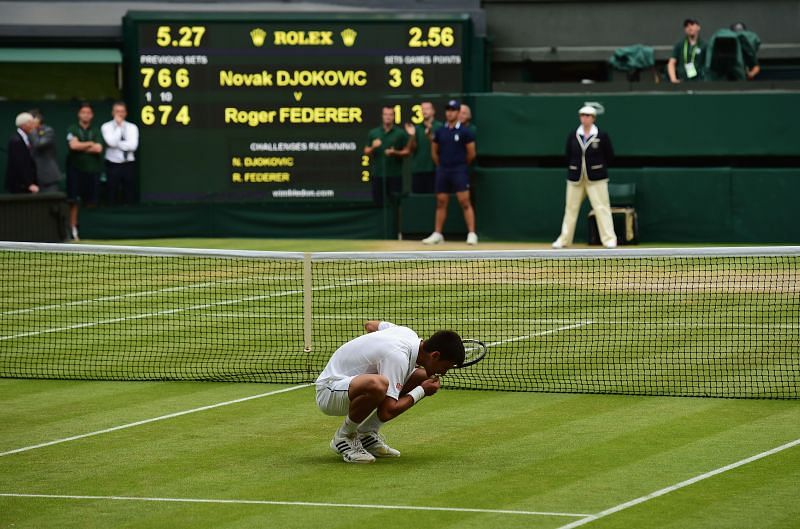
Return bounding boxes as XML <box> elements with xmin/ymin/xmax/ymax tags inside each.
<box><xmin>1</xmin><ymin>242</ymin><xmax>798</xmax><ymax>398</ymax></box>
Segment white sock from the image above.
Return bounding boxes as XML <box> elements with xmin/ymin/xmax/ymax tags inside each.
<box><xmin>357</xmin><ymin>412</ymin><xmax>385</xmax><ymax>434</ymax></box>
<box><xmin>336</xmin><ymin>416</ymin><xmax>358</xmax><ymax>437</ymax></box>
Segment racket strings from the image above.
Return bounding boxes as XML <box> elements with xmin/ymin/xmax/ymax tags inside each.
<box><xmin>460</xmin><ymin>339</ymin><xmax>488</xmax><ymax>368</ymax></box>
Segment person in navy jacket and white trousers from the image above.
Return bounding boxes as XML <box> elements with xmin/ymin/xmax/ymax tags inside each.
<box><xmin>553</xmin><ymin>105</ymin><xmax>617</xmax><ymax>249</ymax></box>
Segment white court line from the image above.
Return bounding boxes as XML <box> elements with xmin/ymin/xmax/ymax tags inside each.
<box><xmin>1</xmin><ymin>276</ymin><xmax>369</xmax><ymax>317</ymax></box>
<box><xmin>0</xmin><ymin>384</ymin><xmax>311</xmax><ymax>457</ymax></box>
<box><xmin>196</xmin><ymin>314</ymin><xmax>800</xmax><ymax>331</ymax></box>
<box><xmin>0</xmin><ymin>276</ymin><xmax>301</xmax><ymax>316</ymax></box>
<box><xmin>555</xmin><ymin>437</ymin><xmax>800</xmax><ymax>529</ymax></box>
<box><xmin>0</xmin><ymin>280</ymin><xmax>367</xmax><ymax>342</ymax></box>
<box><xmin>0</xmin><ymin>492</ymin><xmax>590</xmax><ymax>518</ymax></box>
<box><xmin>484</xmin><ymin>322</ymin><xmax>594</xmax><ymax>348</ymax></box>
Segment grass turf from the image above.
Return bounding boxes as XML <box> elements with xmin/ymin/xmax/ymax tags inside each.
<box><xmin>1</xmin><ymin>379</ymin><xmax>799</xmax><ymax>529</ymax></box>
<box><xmin>1</xmin><ymin>239</ymin><xmax>798</xmax><ymax>527</ymax></box>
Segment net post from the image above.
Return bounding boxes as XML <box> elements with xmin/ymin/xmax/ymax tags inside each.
<box><xmin>303</xmin><ymin>252</ymin><xmax>312</xmax><ymax>353</ymax></box>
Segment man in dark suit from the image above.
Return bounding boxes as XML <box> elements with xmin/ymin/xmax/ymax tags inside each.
<box><xmin>29</xmin><ymin>109</ymin><xmax>63</xmax><ymax>193</ymax></box>
<box><xmin>4</xmin><ymin>112</ymin><xmax>39</xmax><ymax>194</ymax></box>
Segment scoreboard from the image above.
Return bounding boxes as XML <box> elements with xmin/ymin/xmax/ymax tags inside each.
<box><xmin>122</xmin><ymin>12</ymin><xmax>473</xmax><ymax>203</ymax></box>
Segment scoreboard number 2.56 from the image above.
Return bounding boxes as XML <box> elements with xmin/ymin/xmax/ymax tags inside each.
<box><xmin>408</xmin><ymin>26</ymin><xmax>455</xmax><ymax>48</ymax></box>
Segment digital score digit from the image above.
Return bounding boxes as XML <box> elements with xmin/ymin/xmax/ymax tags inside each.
<box><xmin>407</xmin><ymin>26</ymin><xmax>456</xmax><ymax>48</ymax></box>
<box><xmin>155</xmin><ymin>26</ymin><xmax>207</xmax><ymax>47</ymax></box>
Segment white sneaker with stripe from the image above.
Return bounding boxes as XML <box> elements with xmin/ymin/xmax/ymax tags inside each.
<box><xmin>330</xmin><ymin>433</ymin><xmax>375</xmax><ymax>463</ymax></box>
<box><xmin>359</xmin><ymin>431</ymin><xmax>401</xmax><ymax>458</ymax></box>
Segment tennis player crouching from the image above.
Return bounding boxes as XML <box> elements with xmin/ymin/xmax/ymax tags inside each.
<box><xmin>315</xmin><ymin>320</ymin><xmax>465</xmax><ymax>463</ymax></box>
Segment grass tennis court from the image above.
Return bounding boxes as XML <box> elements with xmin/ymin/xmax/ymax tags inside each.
<box><xmin>2</xmin><ymin>239</ymin><xmax>799</xmax><ymax>528</ymax></box>
<box><xmin>2</xmin><ymin>379</ymin><xmax>800</xmax><ymax>529</ymax></box>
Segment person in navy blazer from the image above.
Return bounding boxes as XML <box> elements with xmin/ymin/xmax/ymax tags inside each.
<box><xmin>4</xmin><ymin>112</ymin><xmax>39</xmax><ymax>194</ymax></box>
<box><xmin>553</xmin><ymin>105</ymin><xmax>617</xmax><ymax>248</ymax></box>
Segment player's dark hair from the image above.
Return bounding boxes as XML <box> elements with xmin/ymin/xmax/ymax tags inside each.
<box><xmin>78</xmin><ymin>101</ymin><xmax>93</xmax><ymax>112</ymax></box>
<box><xmin>424</xmin><ymin>330</ymin><xmax>465</xmax><ymax>367</ymax></box>
<box><xmin>382</xmin><ymin>105</ymin><xmax>395</xmax><ymax>112</ymax></box>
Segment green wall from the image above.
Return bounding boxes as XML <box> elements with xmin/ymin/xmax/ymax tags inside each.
<box><xmin>472</xmin><ymin>92</ymin><xmax>795</xmax><ymax>156</ymax></box>
<box><xmin>473</xmin><ymin>167</ymin><xmax>800</xmax><ymax>243</ymax></box>
<box><xmin>466</xmin><ymin>91</ymin><xmax>799</xmax><ymax>243</ymax></box>
<box><xmin>79</xmin><ymin>202</ymin><xmax>389</xmax><ymax>239</ymax></box>
<box><xmin>2</xmin><ymin>92</ymin><xmax>798</xmax><ymax>242</ymax></box>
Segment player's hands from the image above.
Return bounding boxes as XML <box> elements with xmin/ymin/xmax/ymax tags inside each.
<box><xmin>371</xmin><ymin>138</ymin><xmax>382</xmax><ymax>148</ymax></box>
<box><xmin>404</xmin><ymin>123</ymin><xmax>416</xmax><ymax>136</ymax></box>
<box><xmin>89</xmin><ymin>143</ymin><xmax>103</xmax><ymax>154</ymax></box>
<box><xmin>420</xmin><ymin>376</ymin><xmax>441</xmax><ymax>396</ymax></box>
<box><xmin>384</xmin><ymin>147</ymin><xmax>396</xmax><ymax>156</ymax></box>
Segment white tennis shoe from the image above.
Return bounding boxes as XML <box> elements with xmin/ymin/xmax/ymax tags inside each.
<box><xmin>466</xmin><ymin>232</ymin><xmax>478</xmax><ymax>245</ymax></box>
<box><xmin>330</xmin><ymin>433</ymin><xmax>375</xmax><ymax>463</ymax></box>
<box><xmin>359</xmin><ymin>431</ymin><xmax>401</xmax><ymax>458</ymax></box>
<box><xmin>422</xmin><ymin>232</ymin><xmax>444</xmax><ymax>244</ymax></box>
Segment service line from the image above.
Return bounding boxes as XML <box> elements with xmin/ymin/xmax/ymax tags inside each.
<box><xmin>556</xmin><ymin>437</ymin><xmax>800</xmax><ymax>528</ymax></box>
<box><xmin>0</xmin><ymin>492</ymin><xmax>590</xmax><ymax>518</ymax></box>
<box><xmin>0</xmin><ymin>384</ymin><xmax>311</xmax><ymax>457</ymax></box>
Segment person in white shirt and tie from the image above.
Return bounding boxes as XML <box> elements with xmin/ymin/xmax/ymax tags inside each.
<box><xmin>101</xmin><ymin>102</ymin><xmax>139</xmax><ymax>204</ymax></box>
<box><xmin>552</xmin><ymin>105</ymin><xmax>617</xmax><ymax>249</ymax></box>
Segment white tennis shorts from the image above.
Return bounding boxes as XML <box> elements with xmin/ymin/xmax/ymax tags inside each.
<box><xmin>315</xmin><ymin>376</ymin><xmax>354</xmax><ymax>416</ymax></box>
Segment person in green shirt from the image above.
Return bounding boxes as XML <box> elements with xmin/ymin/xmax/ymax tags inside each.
<box><xmin>364</xmin><ymin>106</ymin><xmax>408</xmax><ymax>206</ymax></box>
<box><xmin>403</xmin><ymin>101</ymin><xmax>442</xmax><ymax>194</ymax></box>
<box><xmin>66</xmin><ymin>102</ymin><xmax>104</xmax><ymax>241</ymax></box>
<box><xmin>668</xmin><ymin>18</ymin><xmax>706</xmax><ymax>83</ymax></box>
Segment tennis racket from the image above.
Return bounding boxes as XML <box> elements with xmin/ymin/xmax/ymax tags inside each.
<box><xmin>455</xmin><ymin>339</ymin><xmax>489</xmax><ymax>369</ymax></box>
<box><xmin>431</xmin><ymin>339</ymin><xmax>488</xmax><ymax>380</ymax></box>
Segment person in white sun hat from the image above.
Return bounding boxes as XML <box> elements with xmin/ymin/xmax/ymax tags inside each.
<box><xmin>553</xmin><ymin>105</ymin><xmax>617</xmax><ymax>249</ymax></box>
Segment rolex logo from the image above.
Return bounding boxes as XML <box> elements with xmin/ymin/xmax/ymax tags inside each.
<box><xmin>340</xmin><ymin>28</ymin><xmax>357</xmax><ymax>47</ymax></box>
<box><xmin>250</xmin><ymin>28</ymin><xmax>267</xmax><ymax>47</ymax></box>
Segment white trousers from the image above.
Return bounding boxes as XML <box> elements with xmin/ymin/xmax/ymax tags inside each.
<box><xmin>555</xmin><ymin>176</ymin><xmax>616</xmax><ymax>247</ymax></box>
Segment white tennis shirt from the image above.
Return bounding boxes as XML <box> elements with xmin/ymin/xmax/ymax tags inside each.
<box><xmin>315</xmin><ymin>322</ymin><xmax>421</xmax><ymax>400</ymax></box>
